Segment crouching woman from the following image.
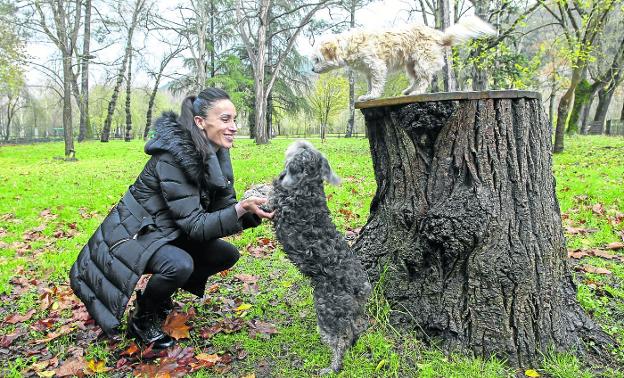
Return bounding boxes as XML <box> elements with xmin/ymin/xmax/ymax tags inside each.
<box><xmin>69</xmin><ymin>88</ymin><xmax>272</xmax><ymax>349</ymax></box>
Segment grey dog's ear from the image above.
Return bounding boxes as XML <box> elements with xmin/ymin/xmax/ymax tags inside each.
<box><xmin>321</xmin><ymin>156</ymin><xmax>341</xmax><ymax>185</ymax></box>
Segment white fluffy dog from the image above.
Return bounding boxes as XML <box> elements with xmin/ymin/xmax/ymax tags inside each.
<box><xmin>311</xmin><ymin>16</ymin><xmax>496</xmax><ymax>101</ymax></box>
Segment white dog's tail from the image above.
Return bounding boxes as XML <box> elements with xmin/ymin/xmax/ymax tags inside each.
<box><xmin>440</xmin><ymin>16</ymin><xmax>496</xmax><ymax>46</ymax></box>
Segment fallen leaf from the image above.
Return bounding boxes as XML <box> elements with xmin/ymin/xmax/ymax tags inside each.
<box><xmin>234</xmin><ymin>274</ymin><xmax>258</xmax><ymax>284</ymax></box>
<box><xmin>120</xmin><ymin>342</ymin><xmax>140</xmax><ymax>357</ymax></box>
<box><xmin>163</xmin><ymin>311</ymin><xmax>191</xmax><ymax>340</ymax></box>
<box><xmin>219</xmin><ymin>269</ymin><xmax>230</xmax><ymax>277</ymax></box>
<box><xmin>87</xmin><ymin>359</ymin><xmax>110</xmax><ymax>374</ymax></box>
<box><xmin>235</xmin><ymin>303</ymin><xmax>252</xmax><ymax>313</ymax></box>
<box><xmin>606</xmin><ymin>242</ymin><xmax>624</xmax><ymax>250</ymax></box>
<box><xmin>0</xmin><ymin>328</ymin><xmax>25</xmax><ymax>347</ymax></box>
<box><xmin>55</xmin><ymin>357</ymin><xmax>86</xmax><ymax>377</ymax></box>
<box><xmin>376</xmin><ymin>359</ymin><xmax>387</xmax><ymax>371</ymax></box>
<box><xmin>525</xmin><ymin>369</ymin><xmax>540</xmax><ymax>377</ymax></box>
<box><xmin>35</xmin><ymin>324</ymin><xmax>74</xmax><ymax>344</ymax></box>
<box><xmin>4</xmin><ymin>309</ymin><xmax>37</xmax><ymax>324</ymax></box>
<box><xmin>565</xmin><ymin>226</ymin><xmax>598</xmax><ymax>235</ymax></box>
<box><xmin>206</xmin><ymin>283</ymin><xmax>220</xmax><ymax>293</ymax></box>
<box><xmin>39</xmin><ymin>209</ymin><xmax>58</xmax><ymax>220</ymax></box>
<box><xmin>200</xmin><ymin>324</ymin><xmax>223</xmax><ymax>339</ymax></box>
<box><xmin>196</xmin><ymin>353</ymin><xmax>220</xmax><ymax>364</ymax></box>
<box><xmin>240</xmin><ymin>374</ymin><xmax>255</xmax><ymax>378</ymax></box>
<box><xmin>248</xmin><ymin>320</ymin><xmax>278</xmax><ymax>339</ymax></box>
<box><xmin>575</xmin><ymin>265</ymin><xmax>612</xmax><ymax>275</ymax></box>
<box><xmin>591</xmin><ymin>203</ymin><xmax>605</xmax><ymax>216</ymax></box>
<box><xmin>568</xmin><ymin>249</ymin><xmax>588</xmax><ymax>259</ymax></box>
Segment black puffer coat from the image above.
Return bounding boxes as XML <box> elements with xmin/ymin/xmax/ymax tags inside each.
<box><xmin>69</xmin><ymin>112</ymin><xmax>260</xmax><ymax>335</ymax></box>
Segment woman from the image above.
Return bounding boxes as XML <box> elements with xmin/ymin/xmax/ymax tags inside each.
<box><xmin>70</xmin><ymin>88</ymin><xmax>272</xmax><ymax>349</ymax></box>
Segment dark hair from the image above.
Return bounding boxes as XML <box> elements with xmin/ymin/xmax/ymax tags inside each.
<box><xmin>177</xmin><ymin>88</ymin><xmax>231</xmax><ymax>178</ymax></box>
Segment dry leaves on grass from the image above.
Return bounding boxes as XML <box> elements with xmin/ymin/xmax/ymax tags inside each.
<box><xmin>235</xmin><ymin>273</ymin><xmax>259</xmax><ymax>294</ymax></box>
<box><xmin>564</xmin><ymin>226</ymin><xmax>599</xmax><ymax>235</ymax></box>
<box><xmin>245</xmin><ymin>237</ymin><xmax>276</xmax><ymax>258</ymax></box>
<box><xmin>574</xmin><ymin>265</ymin><xmax>612</xmax><ymax>275</ymax></box>
<box><xmin>568</xmin><ymin>248</ymin><xmax>624</xmax><ymax>262</ymax></box>
<box><xmin>606</xmin><ymin>241</ymin><xmax>624</xmax><ymax>250</ymax></box>
<box><xmin>4</xmin><ymin>309</ymin><xmax>36</xmax><ymax>324</ymax></box>
<box><xmin>54</xmin><ymin>356</ymin><xmax>86</xmax><ymax>377</ymax></box>
<box><xmin>247</xmin><ymin>319</ymin><xmax>278</xmax><ymax>339</ymax></box>
<box><xmin>163</xmin><ymin>311</ymin><xmax>191</xmax><ymax>340</ymax></box>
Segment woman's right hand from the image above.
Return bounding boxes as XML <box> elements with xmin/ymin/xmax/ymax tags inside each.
<box><xmin>237</xmin><ymin>197</ymin><xmax>274</xmax><ymax>219</ymax></box>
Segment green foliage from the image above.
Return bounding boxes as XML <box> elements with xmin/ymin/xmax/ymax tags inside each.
<box><xmin>307</xmin><ymin>72</ymin><xmax>349</xmax><ymax>137</ymax></box>
<box><xmin>456</xmin><ymin>40</ymin><xmax>542</xmax><ymax>90</ymax></box>
<box><xmin>206</xmin><ymin>54</ymin><xmax>255</xmax><ymax>116</ymax></box>
<box><xmin>0</xmin><ymin>1</ymin><xmax>25</xmax><ymax>97</ymax></box>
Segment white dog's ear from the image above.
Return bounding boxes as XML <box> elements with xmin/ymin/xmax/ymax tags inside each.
<box><xmin>319</xmin><ymin>41</ymin><xmax>338</xmax><ymax>61</ymax></box>
<box><xmin>321</xmin><ymin>156</ymin><xmax>341</xmax><ymax>185</ymax></box>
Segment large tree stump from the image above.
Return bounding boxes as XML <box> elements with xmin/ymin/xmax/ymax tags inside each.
<box><xmin>353</xmin><ymin>91</ymin><xmax>612</xmax><ymax>367</ymax></box>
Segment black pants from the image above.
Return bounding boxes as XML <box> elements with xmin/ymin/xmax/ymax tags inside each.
<box><xmin>142</xmin><ymin>238</ymin><xmax>239</xmax><ymax>304</ymax></box>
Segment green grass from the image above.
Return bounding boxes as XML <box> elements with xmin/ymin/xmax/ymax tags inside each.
<box><xmin>0</xmin><ymin>136</ymin><xmax>623</xmax><ymax>377</ymax></box>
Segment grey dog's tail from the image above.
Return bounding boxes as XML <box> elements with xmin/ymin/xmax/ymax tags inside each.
<box><xmin>440</xmin><ymin>16</ymin><xmax>496</xmax><ymax>46</ymax></box>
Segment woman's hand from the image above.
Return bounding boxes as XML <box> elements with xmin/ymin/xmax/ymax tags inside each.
<box><xmin>236</xmin><ymin>197</ymin><xmax>274</xmax><ymax>219</ymax></box>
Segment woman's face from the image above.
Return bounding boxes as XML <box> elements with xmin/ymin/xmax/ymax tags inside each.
<box><xmin>194</xmin><ymin>99</ymin><xmax>238</xmax><ymax>149</ymax></box>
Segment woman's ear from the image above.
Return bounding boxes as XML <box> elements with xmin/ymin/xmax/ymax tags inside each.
<box><xmin>194</xmin><ymin>116</ymin><xmax>205</xmax><ymax>130</ymax></box>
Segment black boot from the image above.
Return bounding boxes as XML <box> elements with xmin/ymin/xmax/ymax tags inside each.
<box><xmin>127</xmin><ymin>291</ymin><xmax>175</xmax><ymax>350</ymax></box>
<box><xmin>156</xmin><ymin>297</ymin><xmax>174</xmax><ymax>322</ymax></box>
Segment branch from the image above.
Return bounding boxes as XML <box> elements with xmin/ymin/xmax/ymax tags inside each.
<box><xmin>266</xmin><ymin>1</ymin><xmax>329</xmax><ymax>97</ymax></box>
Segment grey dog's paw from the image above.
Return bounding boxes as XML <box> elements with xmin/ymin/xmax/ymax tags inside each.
<box><xmin>241</xmin><ymin>184</ymin><xmax>274</xmax><ymax>212</ymax></box>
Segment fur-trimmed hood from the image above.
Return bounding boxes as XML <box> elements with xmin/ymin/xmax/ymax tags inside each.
<box><xmin>145</xmin><ymin>111</ymin><xmax>233</xmax><ymax>190</ymax></box>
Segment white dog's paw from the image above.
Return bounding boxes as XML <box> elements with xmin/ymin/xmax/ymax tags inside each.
<box><xmin>357</xmin><ymin>93</ymin><xmax>378</xmax><ymax>101</ymax></box>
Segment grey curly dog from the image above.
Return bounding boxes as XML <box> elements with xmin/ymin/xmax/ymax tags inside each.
<box><xmin>270</xmin><ymin>140</ymin><xmax>372</xmax><ymax>374</ymax></box>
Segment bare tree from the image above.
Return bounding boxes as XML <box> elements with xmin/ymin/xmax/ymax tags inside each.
<box><xmin>100</xmin><ymin>0</ymin><xmax>147</xmax><ymax>142</ymax></box>
<box><xmin>144</xmin><ymin>45</ymin><xmax>184</xmax><ymax>139</ymax></box>
<box><xmin>33</xmin><ymin>0</ymin><xmax>83</xmax><ymax>159</ymax></box>
<box><xmin>237</xmin><ymin>0</ymin><xmax>332</xmax><ymax>144</ymax></box>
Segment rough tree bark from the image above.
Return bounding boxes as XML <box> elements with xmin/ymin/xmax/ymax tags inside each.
<box><xmin>77</xmin><ymin>0</ymin><xmax>91</xmax><ymax>142</ymax></box>
<box><xmin>353</xmin><ymin>91</ymin><xmax>612</xmax><ymax>367</ymax></box>
<box><xmin>124</xmin><ymin>50</ymin><xmax>133</xmax><ymax>142</ymax></box>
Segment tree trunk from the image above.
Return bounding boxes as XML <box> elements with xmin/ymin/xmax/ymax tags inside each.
<box><xmin>78</xmin><ymin>0</ymin><xmax>92</xmax><ymax>142</ymax></box>
<box><xmin>62</xmin><ymin>53</ymin><xmax>76</xmax><ymax>159</ymax></box>
<box><xmin>145</xmin><ymin>73</ymin><xmax>162</xmax><ymax>140</ymax></box>
<box><xmin>580</xmin><ymin>91</ymin><xmax>597</xmax><ymax>134</ymax></box>
<box><xmin>592</xmin><ymin>88</ymin><xmax>614</xmax><ymax>131</ymax></box>
<box><xmin>566</xmin><ymin>78</ymin><xmax>591</xmax><ymax>135</ymax></box>
<box><xmin>553</xmin><ymin>66</ymin><xmax>583</xmax><ymax>153</ymax></box>
<box><xmin>353</xmin><ymin>90</ymin><xmax>612</xmax><ymax>367</ymax></box>
<box><xmin>620</xmin><ymin>98</ymin><xmax>624</xmax><ymax>121</ymax></box>
<box><xmin>438</xmin><ymin>0</ymin><xmax>454</xmax><ymax>91</ymax></box>
<box><xmin>549</xmin><ymin>80</ymin><xmax>557</xmax><ymax>129</ymax></box>
<box><xmin>124</xmin><ymin>50</ymin><xmax>133</xmax><ymax>142</ymax></box>
<box><xmin>345</xmin><ymin>0</ymin><xmax>356</xmax><ymax>138</ymax></box>
<box><xmin>100</xmin><ymin>0</ymin><xmax>143</xmax><ymax>142</ymax></box>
